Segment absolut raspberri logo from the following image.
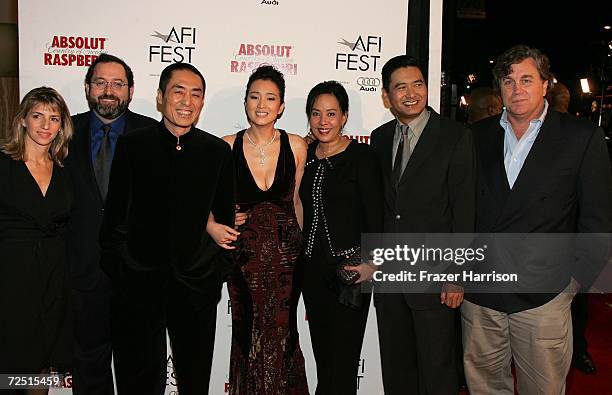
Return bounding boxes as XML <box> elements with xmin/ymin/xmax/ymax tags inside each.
<box><xmin>44</xmin><ymin>35</ymin><xmax>107</xmax><ymax>66</ymax></box>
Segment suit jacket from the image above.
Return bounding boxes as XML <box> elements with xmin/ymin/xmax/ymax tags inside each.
<box><xmin>99</xmin><ymin>122</ymin><xmax>235</xmax><ymax>306</ymax></box>
<box><xmin>370</xmin><ymin>108</ymin><xmax>476</xmax><ymax>308</ymax></box>
<box><xmin>66</xmin><ymin>110</ymin><xmax>157</xmax><ymax>291</ymax></box>
<box><xmin>467</xmin><ymin>110</ymin><xmax>612</xmax><ymax>313</ymax></box>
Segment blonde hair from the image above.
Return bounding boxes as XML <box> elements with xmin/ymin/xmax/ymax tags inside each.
<box><xmin>1</xmin><ymin>86</ymin><xmax>73</xmax><ymax>166</ymax></box>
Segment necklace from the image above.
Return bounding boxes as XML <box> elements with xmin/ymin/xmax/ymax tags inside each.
<box><xmin>176</xmin><ymin>134</ymin><xmax>182</xmax><ymax>151</ymax></box>
<box><xmin>318</xmin><ymin>140</ymin><xmax>345</xmax><ymax>158</ymax></box>
<box><xmin>246</xmin><ymin>129</ymin><xmax>277</xmax><ymax>166</ymax></box>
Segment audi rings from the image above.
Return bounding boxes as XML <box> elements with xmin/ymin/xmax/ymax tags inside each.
<box><xmin>356</xmin><ymin>77</ymin><xmax>381</xmax><ymax>87</ymax></box>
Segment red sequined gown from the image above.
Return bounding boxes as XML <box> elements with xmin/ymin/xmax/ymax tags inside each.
<box><xmin>227</xmin><ymin>129</ymin><xmax>308</xmax><ymax>394</ymax></box>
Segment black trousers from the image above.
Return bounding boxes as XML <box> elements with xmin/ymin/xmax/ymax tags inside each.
<box><xmin>302</xmin><ymin>252</ymin><xmax>370</xmax><ymax>395</ymax></box>
<box><xmin>375</xmin><ymin>293</ymin><xmax>458</xmax><ymax>395</ymax></box>
<box><xmin>112</xmin><ymin>273</ymin><xmax>219</xmax><ymax>395</ymax></box>
<box><xmin>571</xmin><ymin>293</ymin><xmax>589</xmax><ymax>355</ymax></box>
<box><xmin>71</xmin><ymin>275</ymin><xmax>114</xmax><ymax>395</ymax></box>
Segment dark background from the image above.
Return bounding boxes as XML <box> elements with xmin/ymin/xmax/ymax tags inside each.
<box><xmin>440</xmin><ymin>0</ymin><xmax>611</xmax><ymax>127</ymax></box>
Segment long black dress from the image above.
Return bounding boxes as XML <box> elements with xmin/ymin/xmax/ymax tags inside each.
<box><xmin>299</xmin><ymin>140</ymin><xmax>383</xmax><ymax>394</ymax></box>
<box><xmin>0</xmin><ymin>151</ymin><xmax>73</xmax><ymax>374</ymax></box>
<box><xmin>227</xmin><ymin>129</ymin><xmax>308</xmax><ymax>395</ymax></box>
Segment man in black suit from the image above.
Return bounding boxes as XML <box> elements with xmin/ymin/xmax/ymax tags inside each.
<box><xmin>548</xmin><ymin>81</ymin><xmax>597</xmax><ymax>374</ymax></box>
<box><xmin>100</xmin><ymin>62</ymin><xmax>234</xmax><ymax>395</ymax></box>
<box><xmin>66</xmin><ymin>53</ymin><xmax>157</xmax><ymax>395</ymax></box>
<box><xmin>370</xmin><ymin>55</ymin><xmax>475</xmax><ymax>394</ymax></box>
<box><xmin>463</xmin><ymin>45</ymin><xmax>612</xmax><ymax>394</ymax></box>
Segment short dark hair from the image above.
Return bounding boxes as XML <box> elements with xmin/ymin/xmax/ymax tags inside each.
<box><xmin>158</xmin><ymin>62</ymin><xmax>206</xmax><ymax>94</ymax></box>
<box><xmin>381</xmin><ymin>55</ymin><xmax>425</xmax><ymax>91</ymax></box>
<box><xmin>245</xmin><ymin>65</ymin><xmax>285</xmax><ymax>104</ymax></box>
<box><xmin>492</xmin><ymin>45</ymin><xmax>554</xmax><ymax>91</ymax></box>
<box><xmin>305</xmin><ymin>80</ymin><xmax>349</xmax><ymax>117</ymax></box>
<box><xmin>85</xmin><ymin>53</ymin><xmax>134</xmax><ymax>87</ymax></box>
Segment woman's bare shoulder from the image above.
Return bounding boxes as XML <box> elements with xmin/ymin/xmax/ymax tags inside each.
<box><xmin>222</xmin><ymin>133</ymin><xmax>237</xmax><ymax>148</ymax></box>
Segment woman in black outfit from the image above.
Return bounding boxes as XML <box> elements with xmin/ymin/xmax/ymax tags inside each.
<box><xmin>299</xmin><ymin>81</ymin><xmax>383</xmax><ymax>394</ymax></box>
<box><xmin>0</xmin><ymin>87</ymin><xmax>74</xmax><ymax>393</ymax></box>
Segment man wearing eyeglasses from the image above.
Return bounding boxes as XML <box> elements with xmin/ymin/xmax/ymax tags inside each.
<box><xmin>66</xmin><ymin>53</ymin><xmax>157</xmax><ymax>395</ymax></box>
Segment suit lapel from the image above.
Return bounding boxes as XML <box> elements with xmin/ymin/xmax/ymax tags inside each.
<box><xmin>496</xmin><ymin>111</ymin><xmax>564</xmax><ymax>228</ymax></box>
<box><xmin>375</xmin><ymin>120</ymin><xmax>397</xmax><ymax>209</ymax></box>
<box><xmin>75</xmin><ymin>113</ymin><xmax>104</xmax><ymax>203</ymax></box>
<box><xmin>378</xmin><ymin>121</ymin><xmax>396</xmax><ymax>180</ymax></box>
<box><xmin>398</xmin><ymin>112</ymin><xmax>438</xmax><ymax>187</ymax></box>
<box><xmin>480</xmin><ymin>122</ymin><xmax>510</xmax><ymax>208</ymax></box>
<box><xmin>124</xmin><ymin>110</ymin><xmax>137</xmax><ymax>135</ymax></box>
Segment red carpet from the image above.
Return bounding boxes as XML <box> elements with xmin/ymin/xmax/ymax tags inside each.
<box><xmin>567</xmin><ymin>293</ymin><xmax>612</xmax><ymax>395</ymax></box>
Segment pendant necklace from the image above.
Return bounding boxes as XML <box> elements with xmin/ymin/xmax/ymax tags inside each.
<box><xmin>246</xmin><ymin>129</ymin><xmax>277</xmax><ymax>166</ymax></box>
<box><xmin>176</xmin><ymin>134</ymin><xmax>182</xmax><ymax>151</ymax></box>
<box><xmin>318</xmin><ymin>140</ymin><xmax>344</xmax><ymax>158</ymax></box>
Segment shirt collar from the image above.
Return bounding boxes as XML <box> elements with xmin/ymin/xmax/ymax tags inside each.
<box><xmin>500</xmin><ymin>100</ymin><xmax>548</xmax><ymax>130</ymax></box>
<box><xmin>159</xmin><ymin>120</ymin><xmax>196</xmax><ymax>144</ymax></box>
<box><xmin>90</xmin><ymin>111</ymin><xmax>128</xmax><ymax>136</ymax></box>
<box><xmin>396</xmin><ymin>108</ymin><xmax>430</xmax><ymax>139</ymax></box>
<box><xmin>501</xmin><ymin>100</ymin><xmax>548</xmax><ymax>147</ymax></box>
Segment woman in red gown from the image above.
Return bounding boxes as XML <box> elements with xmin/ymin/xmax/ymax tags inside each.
<box><xmin>207</xmin><ymin>65</ymin><xmax>309</xmax><ymax>394</ymax></box>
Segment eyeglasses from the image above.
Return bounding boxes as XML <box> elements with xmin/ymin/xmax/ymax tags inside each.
<box><xmin>90</xmin><ymin>79</ymin><xmax>129</xmax><ymax>90</ymax></box>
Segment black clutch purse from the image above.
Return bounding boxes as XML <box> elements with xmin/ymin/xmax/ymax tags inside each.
<box><xmin>336</xmin><ymin>247</ymin><xmax>362</xmax><ymax>285</ymax></box>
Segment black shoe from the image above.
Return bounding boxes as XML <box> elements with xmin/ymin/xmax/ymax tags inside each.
<box><xmin>573</xmin><ymin>352</ymin><xmax>597</xmax><ymax>374</ymax></box>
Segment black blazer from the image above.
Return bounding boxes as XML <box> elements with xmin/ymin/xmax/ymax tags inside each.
<box><xmin>300</xmin><ymin>141</ymin><xmax>384</xmax><ymax>255</ymax></box>
<box><xmin>66</xmin><ymin>110</ymin><xmax>157</xmax><ymax>291</ymax></box>
<box><xmin>468</xmin><ymin>110</ymin><xmax>612</xmax><ymax>313</ymax></box>
<box><xmin>99</xmin><ymin>122</ymin><xmax>235</xmax><ymax>304</ymax></box>
<box><xmin>370</xmin><ymin>108</ymin><xmax>476</xmax><ymax>307</ymax></box>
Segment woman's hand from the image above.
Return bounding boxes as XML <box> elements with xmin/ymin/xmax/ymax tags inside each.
<box><xmin>343</xmin><ymin>263</ymin><xmax>378</xmax><ymax>284</ymax></box>
<box><xmin>206</xmin><ymin>216</ymin><xmax>240</xmax><ymax>250</ymax></box>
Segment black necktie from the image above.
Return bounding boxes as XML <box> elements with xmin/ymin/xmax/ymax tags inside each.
<box><xmin>94</xmin><ymin>124</ymin><xmax>112</xmax><ymax>200</ymax></box>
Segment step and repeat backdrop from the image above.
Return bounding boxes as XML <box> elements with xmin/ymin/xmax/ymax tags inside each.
<box><xmin>18</xmin><ymin>1</ymin><xmax>439</xmax><ymax>393</ymax></box>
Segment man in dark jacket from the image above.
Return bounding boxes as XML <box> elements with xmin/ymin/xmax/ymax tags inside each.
<box><xmin>66</xmin><ymin>53</ymin><xmax>157</xmax><ymax>395</ymax></box>
<box><xmin>370</xmin><ymin>54</ymin><xmax>475</xmax><ymax>395</ymax></box>
<box><xmin>100</xmin><ymin>62</ymin><xmax>234</xmax><ymax>395</ymax></box>
<box><xmin>463</xmin><ymin>45</ymin><xmax>612</xmax><ymax>394</ymax></box>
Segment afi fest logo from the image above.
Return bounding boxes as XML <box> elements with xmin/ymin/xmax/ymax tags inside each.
<box><xmin>149</xmin><ymin>27</ymin><xmax>196</xmax><ymax>63</ymax></box>
<box><xmin>335</xmin><ymin>35</ymin><xmax>382</xmax><ymax>72</ymax></box>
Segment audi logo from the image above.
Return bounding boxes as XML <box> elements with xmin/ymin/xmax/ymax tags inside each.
<box><xmin>357</xmin><ymin>77</ymin><xmax>381</xmax><ymax>87</ymax></box>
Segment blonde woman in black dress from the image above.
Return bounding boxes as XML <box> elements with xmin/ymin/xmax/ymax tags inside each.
<box><xmin>0</xmin><ymin>87</ymin><xmax>73</xmax><ymax>392</ymax></box>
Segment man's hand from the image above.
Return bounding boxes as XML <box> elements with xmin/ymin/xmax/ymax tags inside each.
<box><xmin>206</xmin><ymin>215</ymin><xmax>239</xmax><ymax>250</ymax></box>
<box><xmin>440</xmin><ymin>283</ymin><xmax>464</xmax><ymax>308</ymax></box>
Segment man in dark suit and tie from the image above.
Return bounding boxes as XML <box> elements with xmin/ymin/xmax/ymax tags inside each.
<box><xmin>66</xmin><ymin>53</ymin><xmax>157</xmax><ymax>394</ymax></box>
<box><xmin>370</xmin><ymin>54</ymin><xmax>475</xmax><ymax>394</ymax></box>
<box><xmin>462</xmin><ymin>45</ymin><xmax>612</xmax><ymax>394</ymax></box>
